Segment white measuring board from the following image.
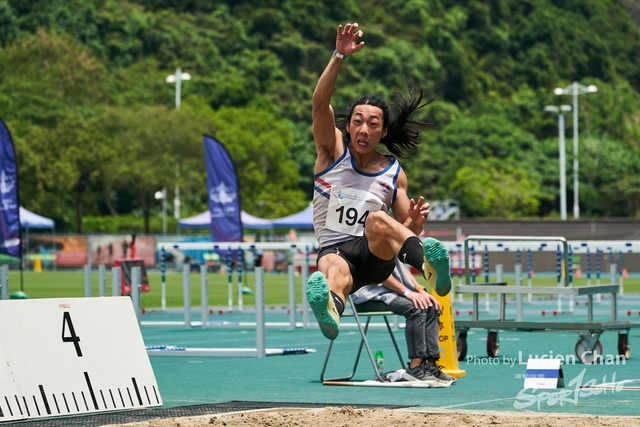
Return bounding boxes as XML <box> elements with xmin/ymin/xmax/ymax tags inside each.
<box><xmin>0</xmin><ymin>338</ymin><xmax>22</xmax><ymax>422</ymax></box>
<box><xmin>0</xmin><ymin>297</ymin><xmax>162</xmax><ymax>423</ymax></box>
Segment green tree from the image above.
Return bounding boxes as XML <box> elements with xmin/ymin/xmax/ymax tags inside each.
<box><xmin>0</xmin><ymin>1</ymin><xmax>19</xmax><ymax>47</ymax></box>
<box><xmin>451</xmin><ymin>158</ymin><xmax>542</xmax><ymax>218</ymax></box>
<box><xmin>13</xmin><ymin>112</ymin><xmax>115</xmax><ymax>231</ymax></box>
<box><xmin>101</xmin><ymin>104</ymin><xmax>211</xmax><ymax>233</ymax></box>
<box><xmin>405</xmin><ymin>114</ymin><xmax>547</xmax><ymax>208</ymax></box>
<box><xmin>3</xmin><ymin>0</ymin><xmax>640</xmax><ymax>223</ymax></box>
<box><xmin>209</xmin><ymin>106</ymin><xmax>307</xmax><ymax>218</ymax></box>
<box><xmin>0</xmin><ymin>29</ymin><xmax>109</xmax><ymax>126</ymax></box>
<box><xmin>580</xmin><ymin>134</ymin><xmax>640</xmax><ymax>217</ymax></box>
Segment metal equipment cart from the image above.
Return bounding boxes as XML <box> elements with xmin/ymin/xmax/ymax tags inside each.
<box><xmin>455</xmin><ymin>236</ymin><xmax>640</xmax><ymax>364</ymax></box>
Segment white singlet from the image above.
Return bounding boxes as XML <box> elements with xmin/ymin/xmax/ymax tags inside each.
<box><xmin>312</xmin><ymin>141</ymin><xmax>401</xmax><ymax>248</ymax></box>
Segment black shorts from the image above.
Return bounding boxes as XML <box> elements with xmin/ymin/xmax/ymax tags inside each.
<box><xmin>317</xmin><ymin>236</ymin><xmax>395</xmax><ymax>294</ymax></box>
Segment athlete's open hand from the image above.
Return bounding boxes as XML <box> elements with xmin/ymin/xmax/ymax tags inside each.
<box><xmin>408</xmin><ymin>196</ymin><xmax>430</xmax><ymax>228</ymax></box>
<box><xmin>336</xmin><ymin>23</ymin><xmax>364</xmax><ymax>56</ymax></box>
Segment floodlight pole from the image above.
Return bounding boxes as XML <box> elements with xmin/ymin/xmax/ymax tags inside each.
<box><xmin>155</xmin><ymin>187</ymin><xmax>167</xmax><ymax>235</ymax></box>
<box><xmin>558</xmin><ymin>111</ymin><xmax>568</xmax><ymax>222</ymax></box>
<box><xmin>572</xmin><ymin>82</ymin><xmax>579</xmax><ymax>219</ymax></box>
<box><xmin>553</xmin><ymin>81</ymin><xmax>597</xmax><ymax>219</ymax></box>
<box><xmin>166</xmin><ymin>68</ymin><xmax>191</xmax><ymax>111</ymax></box>
<box><xmin>166</xmin><ymin>68</ymin><xmax>191</xmax><ymax>227</ymax></box>
<box><xmin>544</xmin><ymin>105</ymin><xmax>572</xmax><ymax>221</ymax></box>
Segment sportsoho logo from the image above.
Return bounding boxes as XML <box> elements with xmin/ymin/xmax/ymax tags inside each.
<box><xmin>514</xmin><ymin>368</ymin><xmax>626</xmax><ymax>410</ymax></box>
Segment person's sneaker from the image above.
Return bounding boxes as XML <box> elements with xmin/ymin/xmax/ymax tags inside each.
<box><xmin>425</xmin><ymin>363</ymin><xmax>457</xmax><ymax>383</ymax></box>
<box><xmin>422</xmin><ymin>237</ymin><xmax>452</xmax><ymax>296</ymax></box>
<box><xmin>306</xmin><ymin>271</ymin><xmax>340</xmax><ymax>340</ymax></box>
<box><xmin>402</xmin><ymin>363</ymin><xmax>438</xmax><ymax>382</ymax></box>
<box><xmin>402</xmin><ymin>363</ymin><xmax>452</xmax><ymax>387</ymax></box>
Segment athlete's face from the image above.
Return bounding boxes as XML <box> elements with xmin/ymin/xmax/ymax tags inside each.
<box><xmin>346</xmin><ymin>104</ymin><xmax>388</xmax><ymax>154</ymax></box>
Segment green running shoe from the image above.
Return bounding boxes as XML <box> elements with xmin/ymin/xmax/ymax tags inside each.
<box><xmin>422</xmin><ymin>237</ymin><xmax>452</xmax><ymax>296</ymax></box>
<box><xmin>306</xmin><ymin>271</ymin><xmax>340</xmax><ymax>340</ymax></box>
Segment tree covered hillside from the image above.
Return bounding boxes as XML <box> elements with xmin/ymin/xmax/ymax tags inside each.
<box><xmin>1</xmin><ymin>0</ymin><xmax>639</xmax><ymax>232</ymax></box>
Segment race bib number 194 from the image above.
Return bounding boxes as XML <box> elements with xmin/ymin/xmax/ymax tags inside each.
<box><xmin>326</xmin><ymin>186</ymin><xmax>383</xmax><ymax>236</ymax></box>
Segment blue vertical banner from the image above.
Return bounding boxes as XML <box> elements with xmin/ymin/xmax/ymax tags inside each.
<box><xmin>0</xmin><ymin>120</ymin><xmax>20</xmax><ymax>257</ymax></box>
<box><xmin>203</xmin><ymin>135</ymin><xmax>242</xmax><ymax>242</ymax></box>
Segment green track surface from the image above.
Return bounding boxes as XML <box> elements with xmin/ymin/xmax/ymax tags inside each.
<box><xmin>8</xmin><ymin>270</ymin><xmax>640</xmax><ymax>417</ymax></box>
<box><xmin>142</xmin><ymin>294</ymin><xmax>640</xmax><ymax>416</ymax></box>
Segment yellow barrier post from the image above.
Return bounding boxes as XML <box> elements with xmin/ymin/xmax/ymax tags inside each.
<box><xmin>33</xmin><ymin>256</ymin><xmax>42</xmax><ymax>273</ymax></box>
<box><xmin>434</xmin><ymin>291</ymin><xmax>466</xmax><ymax>378</ymax></box>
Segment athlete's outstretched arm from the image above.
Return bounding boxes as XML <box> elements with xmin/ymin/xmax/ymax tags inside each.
<box><xmin>312</xmin><ymin>23</ymin><xmax>364</xmax><ymax>172</ymax></box>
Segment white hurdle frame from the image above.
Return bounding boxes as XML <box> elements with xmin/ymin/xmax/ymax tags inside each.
<box><xmin>112</xmin><ymin>266</ymin><xmax>121</xmax><ymax>296</ymax></box>
<box><xmin>131</xmin><ymin>266</ymin><xmax>141</xmax><ymax>324</ymax></box>
<box><xmin>84</xmin><ymin>265</ymin><xmax>92</xmax><ymax>297</ymax></box>
<box><xmin>152</xmin><ymin>241</ymin><xmax>398</xmax><ymax>333</ymax></box>
<box><xmin>145</xmin><ymin>266</ymin><xmax>316</xmax><ymax>358</ymax></box>
<box><xmin>156</xmin><ymin>241</ymin><xmax>316</xmax><ymax>328</ymax></box>
<box><xmin>0</xmin><ymin>265</ymin><xmax>8</xmax><ymax>300</ymax></box>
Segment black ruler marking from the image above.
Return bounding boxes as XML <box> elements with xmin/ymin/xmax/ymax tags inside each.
<box><xmin>22</xmin><ymin>396</ymin><xmax>30</xmax><ymax>417</ymax></box>
<box><xmin>109</xmin><ymin>389</ymin><xmax>116</xmax><ymax>408</ymax></box>
<box><xmin>118</xmin><ymin>389</ymin><xmax>125</xmax><ymax>407</ymax></box>
<box><xmin>81</xmin><ymin>391</ymin><xmax>88</xmax><ymax>411</ymax></box>
<box><xmin>52</xmin><ymin>394</ymin><xmax>60</xmax><ymax>414</ymax></box>
<box><xmin>84</xmin><ymin>372</ymin><xmax>99</xmax><ymax>410</ymax></box>
<box><xmin>38</xmin><ymin>385</ymin><xmax>51</xmax><ymax>415</ymax></box>
<box><xmin>131</xmin><ymin>378</ymin><xmax>143</xmax><ymax>406</ymax></box>
<box><xmin>62</xmin><ymin>393</ymin><xmax>70</xmax><ymax>413</ymax></box>
<box><xmin>14</xmin><ymin>395</ymin><xmax>22</xmax><ymax>415</ymax></box>
<box><xmin>144</xmin><ymin>385</ymin><xmax>150</xmax><ymax>405</ymax></box>
<box><xmin>100</xmin><ymin>390</ymin><xmax>107</xmax><ymax>409</ymax></box>
<box><xmin>126</xmin><ymin>388</ymin><xmax>133</xmax><ymax>406</ymax></box>
<box><xmin>5</xmin><ymin>396</ymin><xmax>13</xmax><ymax>416</ymax></box>
<box><xmin>32</xmin><ymin>396</ymin><xmax>40</xmax><ymax>416</ymax></box>
<box><xmin>153</xmin><ymin>385</ymin><xmax>159</xmax><ymax>404</ymax></box>
<box><xmin>71</xmin><ymin>392</ymin><xmax>79</xmax><ymax>412</ymax></box>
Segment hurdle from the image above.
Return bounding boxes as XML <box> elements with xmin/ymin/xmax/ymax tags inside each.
<box><xmin>144</xmin><ymin>267</ymin><xmax>317</xmax><ymax>358</ymax></box>
<box><xmin>151</xmin><ymin>240</ymin><xmax>390</xmax><ymax>332</ymax></box>
<box><xmin>148</xmin><ymin>241</ymin><xmax>317</xmax><ymax>329</ymax></box>
<box><xmin>83</xmin><ymin>264</ymin><xmax>122</xmax><ymax>296</ymax></box>
<box><xmin>0</xmin><ymin>265</ymin><xmax>9</xmax><ymax>300</ymax></box>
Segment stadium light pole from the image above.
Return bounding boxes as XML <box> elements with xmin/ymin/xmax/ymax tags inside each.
<box><xmin>154</xmin><ymin>187</ymin><xmax>167</xmax><ymax>235</ymax></box>
<box><xmin>165</xmin><ymin>68</ymin><xmax>191</xmax><ymax>111</ymax></box>
<box><xmin>544</xmin><ymin>105</ymin><xmax>572</xmax><ymax>221</ymax></box>
<box><xmin>553</xmin><ymin>81</ymin><xmax>597</xmax><ymax>219</ymax></box>
<box><xmin>166</xmin><ymin>68</ymin><xmax>191</xmax><ymax>224</ymax></box>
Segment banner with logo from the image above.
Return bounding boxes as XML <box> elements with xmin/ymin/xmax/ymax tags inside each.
<box><xmin>0</xmin><ymin>120</ymin><xmax>21</xmax><ymax>258</ymax></box>
<box><xmin>203</xmin><ymin>135</ymin><xmax>242</xmax><ymax>242</ymax></box>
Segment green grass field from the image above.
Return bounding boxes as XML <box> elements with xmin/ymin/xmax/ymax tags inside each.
<box><xmin>8</xmin><ymin>270</ymin><xmax>640</xmax><ymax>309</ymax></box>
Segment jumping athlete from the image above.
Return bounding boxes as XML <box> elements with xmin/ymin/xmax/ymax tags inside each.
<box><xmin>306</xmin><ymin>22</ymin><xmax>452</xmax><ymax>340</ymax></box>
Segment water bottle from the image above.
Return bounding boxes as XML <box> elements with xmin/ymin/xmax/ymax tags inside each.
<box><xmin>374</xmin><ymin>350</ymin><xmax>385</xmax><ymax>378</ymax></box>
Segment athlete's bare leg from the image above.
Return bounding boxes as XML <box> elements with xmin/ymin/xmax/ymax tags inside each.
<box><xmin>306</xmin><ymin>254</ymin><xmax>352</xmax><ymax>340</ymax></box>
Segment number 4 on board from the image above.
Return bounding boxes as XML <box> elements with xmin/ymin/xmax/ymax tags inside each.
<box><xmin>62</xmin><ymin>311</ymin><xmax>83</xmax><ymax>357</ymax></box>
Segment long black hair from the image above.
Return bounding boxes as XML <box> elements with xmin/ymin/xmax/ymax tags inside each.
<box><xmin>335</xmin><ymin>88</ymin><xmax>436</xmax><ymax>159</ymax></box>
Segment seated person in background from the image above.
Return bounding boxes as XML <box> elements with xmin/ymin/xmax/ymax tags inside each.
<box><xmin>351</xmin><ymin>258</ymin><xmax>456</xmax><ymax>384</ymax></box>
